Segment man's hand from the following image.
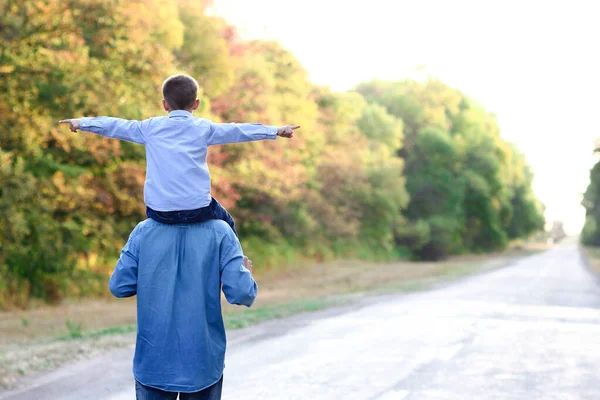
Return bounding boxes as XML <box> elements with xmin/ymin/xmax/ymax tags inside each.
<box><xmin>276</xmin><ymin>125</ymin><xmax>300</xmax><ymax>138</ymax></box>
<box><xmin>59</xmin><ymin>118</ymin><xmax>81</xmax><ymax>132</ymax></box>
<box><xmin>243</xmin><ymin>256</ymin><xmax>254</xmax><ymax>273</ymax></box>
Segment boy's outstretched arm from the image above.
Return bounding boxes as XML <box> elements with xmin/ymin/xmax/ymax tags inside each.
<box><xmin>60</xmin><ymin>117</ymin><xmax>148</xmax><ymax>145</ymax></box>
<box><xmin>207</xmin><ymin>122</ymin><xmax>300</xmax><ymax>146</ymax></box>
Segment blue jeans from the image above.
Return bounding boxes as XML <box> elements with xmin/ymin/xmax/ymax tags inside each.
<box><xmin>146</xmin><ymin>197</ymin><xmax>237</xmax><ymax>236</ymax></box>
<box><xmin>135</xmin><ymin>376</ymin><xmax>223</xmax><ymax>400</ymax></box>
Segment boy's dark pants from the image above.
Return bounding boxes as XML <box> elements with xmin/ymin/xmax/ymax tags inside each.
<box><xmin>135</xmin><ymin>376</ymin><xmax>223</xmax><ymax>400</ymax></box>
<box><xmin>146</xmin><ymin>197</ymin><xmax>237</xmax><ymax>236</ymax></box>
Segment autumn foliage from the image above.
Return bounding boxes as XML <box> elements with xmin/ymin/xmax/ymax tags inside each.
<box><xmin>0</xmin><ymin>0</ymin><xmax>544</xmax><ymax>307</ymax></box>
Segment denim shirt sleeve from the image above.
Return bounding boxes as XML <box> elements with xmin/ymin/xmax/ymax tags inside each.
<box><xmin>207</xmin><ymin>122</ymin><xmax>277</xmax><ymax>146</ymax></box>
<box><xmin>220</xmin><ymin>239</ymin><xmax>258</xmax><ymax>307</ymax></box>
<box><xmin>109</xmin><ymin>224</ymin><xmax>142</xmax><ymax>298</ymax></box>
<box><xmin>80</xmin><ymin>116</ymin><xmax>149</xmax><ymax>145</ymax></box>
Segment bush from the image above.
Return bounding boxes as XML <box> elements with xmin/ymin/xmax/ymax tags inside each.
<box><xmin>417</xmin><ymin>216</ymin><xmax>461</xmax><ymax>261</ymax></box>
<box><xmin>394</xmin><ymin>219</ymin><xmax>430</xmax><ymax>253</ymax></box>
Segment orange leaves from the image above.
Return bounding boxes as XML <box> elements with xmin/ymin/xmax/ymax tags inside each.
<box><xmin>207</xmin><ymin>147</ymin><xmax>240</xmax><ymax>210</ymax></box>
<box><xmin>234</xmin><ymin>141</ymin><xmax>308</xmax><ymax>203</ymax></box>
<box><xmin>49</xmin><ymin>171</ymin><xmax>96</xmax><ymax>213</ymax></box>
<box><xmin>86</xmin><ymin>137</ymin><xmax>124</xmax><ymax>165</ymax></box>
<box><xmin>81</xmin><ymin>162</ymin><xmax>146</xmax><ymax>218</ymax></box>
<box><xmin>105</xmin><ymin>162</ymin><xmax>146</xmax><ymax>217</ymax></box>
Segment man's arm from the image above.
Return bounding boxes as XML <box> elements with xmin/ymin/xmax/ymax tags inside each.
<box><xmin>207</xmin><ymin>122</ymin><xmax>299</xmax><ymax>146</ymax></box>
<box><xmin>108</xmin><ymin>224</ymin><xmax>142</xmax><ymax>298</ymax></box>
<box><xmin>59</xmin><ymin>117</ymin><xmax>148</xmax><ymax>145</ymax></box>
<box><xmin>220</xmin><ymin>240</ymin><xmax>257</xmax><ymax>307</ymax></box>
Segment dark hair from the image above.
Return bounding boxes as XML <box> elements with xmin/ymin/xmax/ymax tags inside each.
<box><xmin>162</xmin><ymin>74</ymin><xmax>199</xmax><ymax>110</ymax></box>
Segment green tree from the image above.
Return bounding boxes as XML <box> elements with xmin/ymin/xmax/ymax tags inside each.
<box><xmin>175</xmin><ymin>0</ymin><xmax>234</xmax><ymax>98</ymax></box>
<box><xmin>582</xmin><ymin>159</ymin><xmax>600</xmax><ymax>245</ymax></box>
<box><xmin>358</xmin><ymin>78</ymin><xmax>543</xmax><ymax>258</ymax></box>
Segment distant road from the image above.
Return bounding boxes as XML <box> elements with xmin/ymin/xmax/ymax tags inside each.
<box><xmin>3</xmin><ymin>241</ymin><xmax>600</xmax><ymax>399</ymax></box>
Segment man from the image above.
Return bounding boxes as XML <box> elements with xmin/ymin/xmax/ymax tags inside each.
<box><xmin>109</xmin><ymin>217</ymin><xmax>257</xmax><ymax>400</ymax></box>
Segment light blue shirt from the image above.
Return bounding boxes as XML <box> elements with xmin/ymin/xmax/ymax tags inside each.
<box><xmin>109</xmin><ymin>218</ymin><xmax>257</xmax><ymax>393</ymax></box>
<box><xmin>80</xmin><ymin>111</ymin><xmax>278</xmax><ymax>211</ymax></box>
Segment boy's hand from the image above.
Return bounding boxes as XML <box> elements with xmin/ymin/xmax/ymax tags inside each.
<box><xmin>59</xmin><ymin>119</ymin><xmax>81</xmax><ymax>132</ymax></box>
<box><xmin>276</xmin><ymin>125</ymin><xmax>300</xmax><ymax>138</ymax></box>
<box><xmin>243</xmin><ymin>256</ymin><xmax>254</xmax><ymax>273</ymax></box>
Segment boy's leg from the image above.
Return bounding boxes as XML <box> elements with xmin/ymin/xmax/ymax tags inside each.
<box><xmin>146</xmin><ymin>207</ymin><xmax>179</xmax><ymax>224</ymax></box>
<box><xmin>208</xmin><ymin>198</ymin><xmax>238</xmax><ymax>237</ymax></box>
<box><xmin>146</xmin><ymin>206</ymin><xmax>214</xmax><ymax>225</ymax></box>
<box><xmin>135</xmin><ymin>381</ymin><xmax>178</xmax><ymax>400</ymax></box>
<box><xmin>179</xmin><ymin>376</ymin><xmax>223</xmax><ymax>400</ymax></box>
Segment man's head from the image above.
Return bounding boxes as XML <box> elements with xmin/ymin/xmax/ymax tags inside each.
<box><xmin>162</xmin><ymin>74</ymin><xmax>200</xmax><ymax>112</ymax></box>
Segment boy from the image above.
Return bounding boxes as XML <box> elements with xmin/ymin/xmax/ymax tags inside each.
<box><xmin>60</xmin><ymin>74</ymin><xmax>299</xmax><ymax>235</ymax></box>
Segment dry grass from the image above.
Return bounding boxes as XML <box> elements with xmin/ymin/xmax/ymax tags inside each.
<box><xmin>0</xmin><ymin>244</ymin><xmax>545</xmax><ymax>389</ymax></box>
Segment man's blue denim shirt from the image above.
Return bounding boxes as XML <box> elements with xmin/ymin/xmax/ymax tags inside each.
<box><xmin>109</xmin><ymin>218</ymin><xmax>257</xmax><ymax>393</ymax></box>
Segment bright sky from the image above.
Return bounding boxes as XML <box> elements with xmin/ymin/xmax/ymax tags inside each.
<box><xmin>212</xmin><ymin>0</ymin><xmax>600</xmax><ymax>234</ymax></box>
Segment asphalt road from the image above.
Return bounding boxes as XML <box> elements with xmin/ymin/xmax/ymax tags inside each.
<box><xmin>3</xmin><ymin>242</ymin><xmax>600</xmax><ymax>399</ymax></box>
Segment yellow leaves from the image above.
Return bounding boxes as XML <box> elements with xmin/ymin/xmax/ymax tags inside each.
<box><xmin>410</xmin><ymin>79</ymin><xmax>463</xmax><ymax>132</ymax></box>
<box><xmin>50</xmin><ymin>171</ymin><xmax>96</xmax><ymax>212</ymax></box>
<box><xmin>176</xmin><ymin>7</ymin><xmax>234</xmax><ymax>97</ymax></box>
<box><xmin>104</xmin><ymin>161</ymin><xmax>146</xmax><ymax>217</ymax></box>
<box><xmin>119</xmin><ymin>0</ymin><xmax>184</xmax><ymax>50</ymax></box>
<box><xmin>0</xmin><ymin>149</ymin><xmax>17</xmax><ymax>180</ymax></box>
<box><xmin>87</xmin><ymin>137</ymin><xmax>124</xmax><ymax>164</ymax></box>
<box><xmin>56</xmin><ymin>49</ymin><xmax>84</xmax><ymax>65</ymax></box>
<box><xmin>76</xmin><ymin>252</ymin><xmax>99</xmax><ymax>272</ymax></box>
<box><xmin>233</xmin><ymin>142</ymin><xmax>308</xmax><ymax>203</ymax></box>
<box><xmin>0</xmin><ymin>65</ymin><xmax>15</xmax><ymax>74</ymax></box>
<box><xmin>51</xmin><ymin>170</ymin><xmax>66</xmax><ymax>192</ymax></box>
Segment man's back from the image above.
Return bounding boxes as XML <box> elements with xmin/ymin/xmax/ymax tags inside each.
<box><xmin>109</xmin><ymin>219</ymin><xmax>257</xmax><ymax>393</ymax></box>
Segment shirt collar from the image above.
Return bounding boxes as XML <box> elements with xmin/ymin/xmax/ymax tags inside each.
<box><xmin>168</xmin><ymin>110</ymin><xmax>193</xmax><ymax>118</ymax></box>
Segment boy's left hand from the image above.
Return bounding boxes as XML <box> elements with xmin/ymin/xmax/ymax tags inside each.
<box><xmin>276</xmin><ymin>125</ymin><xmax>300</xmax><ymax>138</ymax></box>
<box><xmin>59</xmin><ymin>118</ymin><xmax>81</xmax><ymax>132</ymax></box>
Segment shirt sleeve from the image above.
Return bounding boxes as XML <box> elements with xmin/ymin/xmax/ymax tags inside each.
<box><xmin>108</xmin><ymin>224</ymin><xmax>142</xmax><ymax>298</ymax></box>
<box><xmin>79</xmin><ymin>116</ymin><xmax>149</xmax><ymax>145</ymax></box>
<box><xmin>220</xmin><ymin>238</ymin><xmax>257</xmax><ymax>307</ymax></box>
<box><xmin>207</xmin><ymin>122</ymin><xmax>278</xmax><ymax>146</ymax></box>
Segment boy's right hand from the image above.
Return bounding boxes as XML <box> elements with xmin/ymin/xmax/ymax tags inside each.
<box><xmin>243</xmin><ymin>256</ymin><xmax>254</xmax><ymax>273</ymax></box>
<box><xmin>59</xmin><ymin>118</ymin><xmax>81</xmax><ymax>132</ymax></box>
<box><xmin>276</xmin><ymin>125</ymin><xmax>300</xmax><ymax>138</ymax></box>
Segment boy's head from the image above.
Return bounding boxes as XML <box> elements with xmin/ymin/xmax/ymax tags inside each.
<box><xmin>162</xmin><ymin>74</ymin><xmax>200</xmax><ymax>112</ymax></box>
